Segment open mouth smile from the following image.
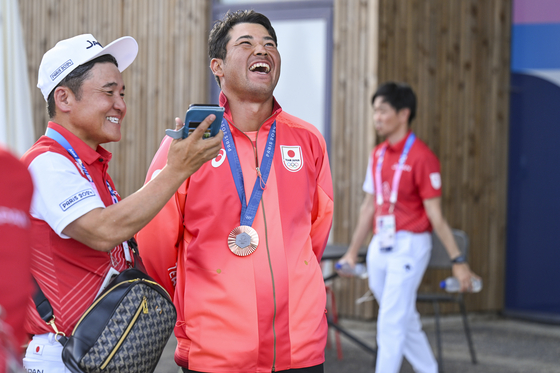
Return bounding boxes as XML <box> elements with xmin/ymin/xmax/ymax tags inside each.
<box><xmin>106</xmin><ymin>116</ymin><xmax>119</xmax><ymax>124</ymax></box>
<box><xmin>249</xmin><ymin>62</ymin><xmax>271</xmax><ymax>74</ymax></box>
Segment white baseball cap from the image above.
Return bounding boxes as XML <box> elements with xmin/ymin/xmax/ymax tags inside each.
<box><xmin>37</xmin><ymin>34</ymin><xmax>138</xmax><ymax>101</ymax></box>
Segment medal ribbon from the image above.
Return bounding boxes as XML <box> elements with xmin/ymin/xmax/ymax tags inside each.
<box><xmin>375</xmin><ymin>132</ymin><xmax>416</xmax><ymax>208</ymax></box>
<box><xmin>45</xmin><ymin>127</ymin><xmax>131</xmax><ymax>263</ymax></box>
<box><xmin>221</xmin><ymin>118</ymin><xmax>276</xmax><ymax>226</ymax></box>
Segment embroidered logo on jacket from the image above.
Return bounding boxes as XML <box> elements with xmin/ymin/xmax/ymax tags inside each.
<box><xmin>280</xmin><ymin>146</ymin><xmax>303</xmax><ymax>172</ymax></box>
<box><xmin>212</xmin><ymin>149</ymin><xmax>227</xmax><ymax>168</ymax></box>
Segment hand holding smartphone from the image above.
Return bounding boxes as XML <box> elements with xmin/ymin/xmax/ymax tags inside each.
<box><xmin>166</xmin><ymin>104</ymin><xmax>224</xmax><ymax>140</ymax></box>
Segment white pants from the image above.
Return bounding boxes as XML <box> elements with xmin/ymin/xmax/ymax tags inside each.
<box><xmin>366</xmin><ymin>231</ymin><xmax>438</xmax><ymax>373</ymax></box>
<box><xmin>23</xmin><ymin>333</ymin><xmax>70</xmax><ymax>373</ymax></box>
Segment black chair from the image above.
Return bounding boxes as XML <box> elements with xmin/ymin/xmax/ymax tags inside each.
<box><xmin>416</xmin><ymin>229</ymin><xmax>477</xmax><ymax>372</ymax></box>
<box><xmin>322</xmin><ymin>244</ymin><xmax>377</xmax><ymax>358</ymax></box>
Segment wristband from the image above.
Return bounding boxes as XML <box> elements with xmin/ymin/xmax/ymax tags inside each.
<box><xmin>451</xmin><ymin>255</ymin><xmax>467</xmax><ymax>264</ymax></box>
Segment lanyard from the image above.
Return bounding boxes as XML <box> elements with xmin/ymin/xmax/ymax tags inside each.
<box><xmin>45</xmin><ymin>128</ymin><xmax>119</xmax><ymax>204</ymax></box>
<box><xmin>221</xmin><ymin>118</ymin><xmax>276</xmax><ymax>226</ymax></box>
<box><xmin>375</xmin><ymin>133</ymin><xmax>416</xmax><ymax>209</ymax></box>
<box><xmin>45</xmin><ymin>127</ymin><xmax>130</xmax><ymax>263</ymax></box>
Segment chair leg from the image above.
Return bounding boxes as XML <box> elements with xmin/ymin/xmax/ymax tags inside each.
<box><xmin>432</xmin><ymin>301</ymin><xmax>444</xmax><ymax>373</ymax></box>
<box><xmin>325</xmin><ymin>286</ymin><xmax>343</xmax><ymax>360</ymax></box>
<box><xmin>458</xmin><ymin>300</ymin><xmax>477</xmax><ymax>364</ymax></box>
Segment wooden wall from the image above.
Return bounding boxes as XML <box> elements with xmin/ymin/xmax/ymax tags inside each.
<box><xmin>18</xmin><ymin>0</ymin><xmax>210</xmax><ymax>198</ymax></box>
<box><xmin>18</xmin><ymin>0</ymin><xmax>511</xmax><ymax>318</ymax></box>
<box><xmin>330</xmin><ymin>0</ymin><xmax>511</xmax><ymax>318</ymax></box>
<box><xmin>330</xmin><ymin>0</ymin><xmax>379</xmax><ymax>319</ymax></box>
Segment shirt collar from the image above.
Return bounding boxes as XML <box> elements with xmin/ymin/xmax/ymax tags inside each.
<box><xmin>386</xmin><ymin>130</ymin><xmax>413</xmax><ymax>152</ymax></box>
<box><xmin>218</xmin><ymin>92</ymin><xmax>282</xmax><ymax>134</ymax></box>
<box><xmin>47</xmin><ymin>122</ymin><xmax>113</xmax><ymax>165</ymax></box>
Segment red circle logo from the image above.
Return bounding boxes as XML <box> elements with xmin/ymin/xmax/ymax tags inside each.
<box><xmin>288</xmin><ymin>150</ymin><xmax>296</xmax><ymax>158</ymax></box>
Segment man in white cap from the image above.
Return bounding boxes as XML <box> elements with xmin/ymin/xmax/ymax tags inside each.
<box><xmin>20</xmin><ymin>34</ymin><xmax>223</xmax><ymax>371</ymax></box>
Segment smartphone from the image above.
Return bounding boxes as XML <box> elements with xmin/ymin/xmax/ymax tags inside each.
<box><xmin>165</xmin><ymin>104</ymin><xmax>224</xmax><ymax>140</ymax></box>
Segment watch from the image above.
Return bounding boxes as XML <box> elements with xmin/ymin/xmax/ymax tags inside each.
<box><xmin>451</xmin><ymin>255</ymin><xmax>467</xmax><ymax>264</ymax></box>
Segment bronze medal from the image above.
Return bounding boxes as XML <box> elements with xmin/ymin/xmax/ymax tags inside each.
<box><xmin>228</xmin><ymin>225</ymin><xmax>259</xmax><ymax>256</ymax></box>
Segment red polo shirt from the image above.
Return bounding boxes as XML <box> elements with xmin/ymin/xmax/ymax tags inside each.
<box><xmin>363</xmin><ymin>131</ymin><xmax>441</xmax><ymax>233</ymax></box>
<box><xmin>21</xmin><ymin>122</ymin><xmax>127</xmax><ymax>336</ymax></box>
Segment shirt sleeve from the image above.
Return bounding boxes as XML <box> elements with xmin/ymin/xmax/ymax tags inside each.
<box><xmin>414</xmin><ymin>146</ymin><xmax>442</xmax><ymax>200</ymax></box>
<box><xmin>362</xmin><ymin>151</ymin><xmax>374</xmax><ymax>194</ymax></box>
<box><xmin>28</xmin><ymin>152</ymin><xmax>105</xmax><ymax>238</ymax></box>
<box><xmin>135</xmin><ymin>136</ymin><xmax>182</xmax><ymax>298</ymax></box>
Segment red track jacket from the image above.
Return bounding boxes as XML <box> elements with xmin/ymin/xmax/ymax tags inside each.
<box><xmin>136</xmin><ymin>94</ymin><xmax>333</xmax><ymax>373</ymax></box>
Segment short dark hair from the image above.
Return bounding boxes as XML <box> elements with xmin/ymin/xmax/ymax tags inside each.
<box><xmin>371</xmin><ymin>82</ymin><xmax>417</xmax><ymax>124</ymax></box>
<box><xmin>208</xmin><ymin>10</ymin><xmax>277</xmax><ymax>87</ymax></box>
<box><xmin>47</xmin><ymin>54</ymin><xmax>118</xmax><ymax>118</ymax></box>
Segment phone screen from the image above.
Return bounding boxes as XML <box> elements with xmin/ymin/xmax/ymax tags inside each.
<box><xmin>187</xmin><ymin>121</ymin><xmax>212</xmax><ymax>138</ymax></box>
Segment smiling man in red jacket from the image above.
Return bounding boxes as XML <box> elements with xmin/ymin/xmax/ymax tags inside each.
<box><xmin>137</xmin><ymin>10</ymin><xmax>334</xmax><ymax>373</ymax></box>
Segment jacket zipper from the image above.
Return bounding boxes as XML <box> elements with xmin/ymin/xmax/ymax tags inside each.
<box><xmin>100</xmin><ymin>296</ymin><xmax>148</xmax><ymax>370</ymax></box>
<box><xmin>230</xmin><ymin>117</ymin><xmax>279</xmax><ymax>370</ymax></box>
<box><xmin>251</xmin><ymin>128</ymin><xmax>278</xmax><ymax>371</ymax></box>
<box><xmin>261</xmin><ymin>197</ymin><xmax>277</xmax><ymax>371</ymax></box>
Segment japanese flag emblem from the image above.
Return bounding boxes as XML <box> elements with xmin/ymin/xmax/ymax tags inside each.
<box><xmin>281</xmin><ymin>145</ymin><xmax>303</xmax><ymax>172</ymax></box>
<box><xmin>34</xmin><ymin>344</ymin><xmax>44</xmax><ymax>355</ymax></box>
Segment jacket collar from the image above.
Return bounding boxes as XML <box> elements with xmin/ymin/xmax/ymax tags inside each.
<box><xmin>218</xmin><ymin>92</ymin><xmax>282</xmax><ymax>134</ymax></box>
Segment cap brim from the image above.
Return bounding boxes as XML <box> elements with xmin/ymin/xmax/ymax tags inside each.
<box><xmin>85</xmin><ymin>36</ymin><xmax>138</xmax><ymax>73</ymax></box>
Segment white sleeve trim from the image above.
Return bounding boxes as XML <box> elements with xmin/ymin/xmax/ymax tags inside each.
<box><xmin>28</xmin><ymin>152</ymin><xmax>106</xmax><ymax>238</ymax></box>
<box><xmin>362</xmin><ymin>152</ymin><xmax>374</xmax><ymax>194</ymax></box>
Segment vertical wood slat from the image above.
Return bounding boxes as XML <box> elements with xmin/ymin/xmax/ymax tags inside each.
<box><xmin>19</xmin><ymin>0</ymin><xmax>209</xmax><ymax>199</ymax></box>
<box><xmin>331</xmin><ymin>0</ymin><xmax>379</xmax><ymax>319</ymax></box>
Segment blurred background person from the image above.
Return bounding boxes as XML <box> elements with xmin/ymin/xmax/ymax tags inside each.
<box><xmin>0</xmin><ymin>145</ymin><xmax>33</xmax><ymax>370</ymax></box>
<box><xmin>338</xmin><ymin>82</ymin><xmax>479</xmax><ymax>373</ymax></box>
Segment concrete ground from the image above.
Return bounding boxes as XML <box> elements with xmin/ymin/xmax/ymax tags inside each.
<box><xmin>154</xmin><ymin>313</ymin><xmax>560</xmax><ymax>373</ymax></box>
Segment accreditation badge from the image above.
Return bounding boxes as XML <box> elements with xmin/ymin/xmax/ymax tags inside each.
<box><xmin>376</xmin><ymin>214</ymin><xmax>396</xmax><ymax>251</ymax></box>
